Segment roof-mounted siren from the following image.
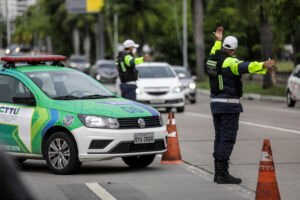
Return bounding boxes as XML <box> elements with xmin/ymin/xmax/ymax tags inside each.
<box><xmin>1</xmin><ymin>55</ymin><xmax>67</xmax><ymax>68</ymax></box>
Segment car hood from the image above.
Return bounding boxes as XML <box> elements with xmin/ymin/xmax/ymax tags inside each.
<box><xmin>137</xmin><ymin>78</ymin><xmax>181</xmax><ymax>88</ymax></box>
<box><xmin>47</xmin><ymin>98</ymin><xmax>160</xmax><ymax>118</ymax></box>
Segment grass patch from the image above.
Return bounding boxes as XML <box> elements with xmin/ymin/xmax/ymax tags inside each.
<box><xmin>276</xmin><ymin>61</ymin><xmax>294</xmax><ymax>72</ymax></box>
<box><xmin>243</xmin><ymin>82</ymin><xmax>286</xmax><ymax>96</ymax></box>
<box><xmin>197</xmin><ymin>77</ymin><xmax>286</xmax><ymax>97</ymax></box>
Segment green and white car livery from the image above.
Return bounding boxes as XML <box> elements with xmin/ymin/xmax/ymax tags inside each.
<box><xmin>0</xmin><ymin>56</ymin><xmax>167</xmax><ymax>174</ymax></box>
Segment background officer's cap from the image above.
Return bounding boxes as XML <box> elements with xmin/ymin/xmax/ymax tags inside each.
<box><xmin>123</xmin><ymin>39</ymin><xmax>140</xmax><ymax>48</ymax></box>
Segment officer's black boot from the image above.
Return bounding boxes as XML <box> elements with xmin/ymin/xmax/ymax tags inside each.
<box><xmin>214</xmin><ymin>160</ymin><xmax>242</xmax><ymax>184</ymax></box>
<box><xmin>214</xmin><ymin>160</ymin><xmax>218</xmax><ymax>182</ymax></box>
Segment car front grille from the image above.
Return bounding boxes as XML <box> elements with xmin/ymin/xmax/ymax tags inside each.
<box><xmin>147</xmin><ymin>91</ymin><xmax>168</xmax><ymax>96</ymax></box>
<box><xmin>118</xmin><ymin>116</ymin><xmax>162</xmax><ymax>129</ymax></box>
<box><xmin>109</xmin><ymin>139</ymin><xmax>166</xmax><ymax>154</ymax></box>
<box><xmin>166</xmin><ymin>99</ymin><xmax>184</xmax><ymax>104</ymax></box>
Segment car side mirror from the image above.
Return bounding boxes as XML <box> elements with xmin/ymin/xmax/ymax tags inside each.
<box><xmin>13</xmin><ymin>97</ymin><xmax>36</xmax><ymax>106</ymax></box>
<box><xmin>192</xmin><ymin>76</ymin><xmax>197</xmax><ymax>81</ymax></box>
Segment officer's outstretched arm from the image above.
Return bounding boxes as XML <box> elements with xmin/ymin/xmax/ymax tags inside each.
<box><xmin>225</xmin><ymin>58</ymin><xmax>269</xmax><ymax>75</ymax></box>
<box><xmin>124</xmin><ymin>55</ymin><xmax>144</xmax><ymax>67</ymax></box>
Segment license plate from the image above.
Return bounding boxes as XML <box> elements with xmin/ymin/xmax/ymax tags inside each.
<box><xmin>151</xmin><ymin>99</ymin><xmax>165</xmax><ymax>104</ymax></box>
<box><xmin>134</xmin><ymin>132</ymin><xmax>154</xmax><ymax>144</ymax></box>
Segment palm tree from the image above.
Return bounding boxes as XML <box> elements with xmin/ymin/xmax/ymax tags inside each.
<box><xmin>237</xmin><ymin>0</ymin><xmax>274</xmax><ymax>88</ymax></box>
<box><xmin>192</xmin><ymin>0</ymin><xmax>205</xmax><ymax>81</ymax></box>
<box><xmin>112</xmin><ymin>0</ymin><xmax>162</xmax><ymax>49</ymax></box>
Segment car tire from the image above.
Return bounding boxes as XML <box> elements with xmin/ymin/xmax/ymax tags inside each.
<box><xmin>190</xmin><ymin>99</ymin><xmax>197</xmax><ymax>104</ymax></box>
<box><xmin>287</xmin><ymin>90</ymin><xmax>296</xmax><ymax>107</ymax></box>
<box><xmin>177</xmin><ymin>106</ymin><xmax>185</xmax><ymax>113</ymax></box>
<box><xmin>45</xmin><ymin>132</ymin><xmax>81</xmax><ymax>174</ymax></box>
<box><xmin>15</xmin><ymin>158</ymin><xmax>27</xmax><ymax>164</ymax></box>
<box><xmin>122</xmin><ymin>154</ymin><xmax>156</xmax><ymax>168</ymax></box>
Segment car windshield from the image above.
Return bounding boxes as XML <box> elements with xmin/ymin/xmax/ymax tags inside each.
<box><xmin>138</xmin><ymin>66</ymin><xmax>176</xmax><ymax>78</ymax></box>
<box><xmin>26</xmin><ymin>70</ymin><xmax>114</xmax><ymax>100</ymax></box>
<box><xmin>69</xmin><ymin>56</ymin><xmax>87</xmax><ymax>63</ymax></box>
<box><xmin>174</xmin><ymin>68</ymin><xmax>191</xmax><ymax>79</ymax></box>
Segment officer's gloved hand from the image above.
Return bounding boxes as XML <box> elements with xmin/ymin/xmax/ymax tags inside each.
<box><xmin>263</xmin><ymin>59</ymin><xmax>276</xmax><ymax>70</ymax></box>
<box><xmin>144</xmin><ymin>54</ymin><xmax>150</xmax><ymax>62</ymax></box>
<box><xmin>213</xmin><ymin>26</ymin><xmax>224</xmax><ymax>41</ymax></box>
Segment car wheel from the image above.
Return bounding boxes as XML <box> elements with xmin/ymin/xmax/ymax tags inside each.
<box><xmin>287</xmin><ymin>90</ymin><xmax>296</xmax><ymax>107</ymax></box>
<box><xmin>177</xmin><ymin>106</ymin><xmax>185</xmax><ymax>113</ymax></box>
<box><xmin>15</xmin><ymin>158</ymin><xmax>27</xmax><ymax>164</ymax></box>
<box><xmin>122</xmin><ymin>154</ymin><xmax>156</xmax><ymax>168</ymax></box>
<box><xmin>45</xmin><ymin>132</ymin><xmax>81</xmax><ymax>174</ymax></box>
<box><xmin>190</xmin><ymin>99</ymin><xmax>197</xmax><ymax>104</ymax></box>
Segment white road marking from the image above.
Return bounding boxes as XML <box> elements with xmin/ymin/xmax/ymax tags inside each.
<box><xmin>86</xmin><ymin>182</ymin><xmax>117</xmax><ymax>200</ymax></box>
<box><xmin>185</xmin><ymin>112</ymin><xmax>300</xmax><ymax>135</ymax></box>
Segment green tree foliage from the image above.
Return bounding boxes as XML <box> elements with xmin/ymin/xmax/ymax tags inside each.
<box><xmin>269</xmin><ymin>0</ymin><xmax>300</xmax><ymax>64</ymax></box>
<box><xmin>10</xmin><ymin>0</ymin><xmax>299</xmax><ymax>73</ymax></box>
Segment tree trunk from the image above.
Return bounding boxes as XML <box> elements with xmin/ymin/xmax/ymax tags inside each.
<box><xmin>73</xmin><ymin>28</ymin><xmax>80</xmax><ymax>55</ymax></box>
<box><xmin>260</xmin><ymin>6</ymin><xmax>274</xmax><ymax>89</ymax></box>
<box><xmin>291</xmin><ymin>25</ymin><xmax>300</xmax><ymax>66</ymax></box>
<box><xmin>84</xmin><ymin>34</ymin><xmax>91</xmax><ymax>61</ymax></box>
<box><xmin>193</xmin><ymin>0</ymin><xmax>205</xmax><ymax>81</ymax></box>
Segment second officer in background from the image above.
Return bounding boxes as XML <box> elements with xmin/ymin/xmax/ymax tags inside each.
<box><xmin>117</xmin><ymin>39</ymin><xmax>149</xmax><ymax>100</ymax></box>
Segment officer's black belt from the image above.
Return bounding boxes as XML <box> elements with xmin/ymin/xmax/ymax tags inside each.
<box><xmin>210</xmin><ymin>98</ymin><xmax>240</xmax><ymax>104</ymax></box>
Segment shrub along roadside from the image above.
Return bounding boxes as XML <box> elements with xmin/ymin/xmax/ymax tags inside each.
<box><xmin>197</xmin><ymin>78</ymin><xmax>286</xmax><ymax>97</ymax></box>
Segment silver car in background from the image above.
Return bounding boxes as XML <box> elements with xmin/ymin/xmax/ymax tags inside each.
<box><xmin>67</xmin><ymin>55</ymin><xmax>90</xmax><ymax>73</ymax></box>
<box><xmin>287</xmin><ymin>64</ymin><xmax>300</xmax><ymax>107</ymax></box>
<box><xmin>90</xmin><ymin>60</ymin><xmax>118</xmax><ymax>83</ymax></box>
<box><xmin>173</xmin><ymin>66</ymin><xmax>197</xmax><ymax>104</ymax></box>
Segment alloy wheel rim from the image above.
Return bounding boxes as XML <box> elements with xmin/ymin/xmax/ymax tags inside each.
<box><xmin>48</xmin><ymin>138</ymin><xmax>70</xmax><ymax>169</ymax></box>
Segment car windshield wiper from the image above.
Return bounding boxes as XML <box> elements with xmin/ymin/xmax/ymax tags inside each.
<box><xmin>79</xmin><ymin>94</ymin><xmax>115</xmax><ymax>99</ymax></box>
<box><xmin>53</xmin><ymin>95</ymin><xmax>81</xmax><ymax>100</ymax></box>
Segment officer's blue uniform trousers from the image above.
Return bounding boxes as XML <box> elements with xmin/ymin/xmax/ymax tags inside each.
<box><xmin>120</xmin><ymin>83</ymin><xmax>137</xmax><ymax>101</ymax></box>
<box><xmin>211</xmin><ymin>102</ymin><xmax>242</xmax><ymax>161</ymax></box>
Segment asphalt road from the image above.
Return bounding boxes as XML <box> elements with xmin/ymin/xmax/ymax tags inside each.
<box><xmin>17</xmin><ymin>88</ymin><xmax>300</xmax><ymax>200</ymax></box>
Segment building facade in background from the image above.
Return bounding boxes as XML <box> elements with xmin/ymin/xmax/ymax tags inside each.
<box><xmin>0</xmin><ymin>0</ymin><xmax>36</xmax><ymax>20</ymax></box>
<box><xmin>0</xmin><ymin>0</ymin><xmax>36</xmax><ymax>47</ymax></box>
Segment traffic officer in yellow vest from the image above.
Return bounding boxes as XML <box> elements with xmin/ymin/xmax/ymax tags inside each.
<box><xmin>206</xmin><ymin>27</ymin><xmax>275</xmax><ymax>184</ymax></box>
<box><xmin>117</xmin><ymin>39</ymin><xmax>149</xmax><ymax>100</ymax></box>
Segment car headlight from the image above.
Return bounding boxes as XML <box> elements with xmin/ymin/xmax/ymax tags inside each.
<box><xmin>189</xmin><ymin>82</ymin><xmax>196</xmax><ymax>89</ymax></box>
<box><xmin>172</xmin><ymin>86</ymin><xmax>182</xmax><ymax>93</ymax></box>
<box><xmin>78</xmin><ymin>115</ymin><xmax>119</xmax><ymax>129</ymax></box>
<box><xmin>84</xmin><ymin>63</ymin><xmax>90</xmax><ymax>68</ymax></box>
<box><xmin>69</xmin><ymin>63</ymin><xmax>76</xmax><ymax>68</ymax></box>
<box><xmin>136</xmin><ymin>88</ymin><xmax>141</xmax><ymax>94</ymax></box>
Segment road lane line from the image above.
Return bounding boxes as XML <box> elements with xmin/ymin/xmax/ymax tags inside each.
<box><xmin>86</xmin><ymin>182</ymin><xmax>117</xmax><ymax>200</ymax></box>
<box><xmin>185</xmin><ymin>112</ymin><xmax>300</xmax><ymax>135</ymax></box>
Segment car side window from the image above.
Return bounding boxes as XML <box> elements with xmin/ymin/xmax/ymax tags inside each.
<box><xmin>0</xmin><ymin>75</ymin><xmax>34</xmax><ymax>103</ymax></box>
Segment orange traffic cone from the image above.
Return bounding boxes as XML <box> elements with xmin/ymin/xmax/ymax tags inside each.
<box><xmin>255</xmin><ymin>139</ymin><xmax>281</xmax><ymax>200</ymax></box>
<box><xmin>161</xmin><ymin>112</ymin><xmax>183</xmax><ymax>164</ymax></box>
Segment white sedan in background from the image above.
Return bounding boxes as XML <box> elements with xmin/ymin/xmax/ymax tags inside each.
<box><xmin>287</xmin><ymin>64</ymin><xmax>300</xmax><ymax>107</ymax></box>
<box><xmin>136</xmin><ymin>62</ymin><xmax>185</xmax><ymax>112</ymax></box>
